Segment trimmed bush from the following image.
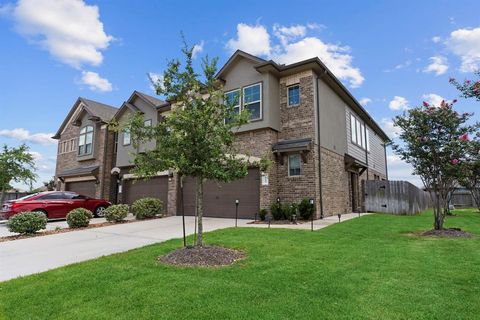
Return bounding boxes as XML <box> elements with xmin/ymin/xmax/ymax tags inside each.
<box><xmin>131</xmin><ymin>197</ymin><xmax>163</xmax><ymax>220</ymax></box>
<box><xmin>259</xmin><ymin>209</ymin><xmax>267</xmax><ymax>221</ymax></box>
<box><xmin>67</xmin><ymin>208</ymin><xmax>93</xmax><ymax>228</ymax></box>
<box><xmin>6</xmin><ymin>211</ymin><xmax>47</xmax><ymax>234</ymax></box>
<box><xmin>270</xmin><ymin>202</ymin><xmax>284</xmax><ymax>220</ymax></box>
<box><xmin>298</xmin><ymin>198</ymin><xmax>315</xmax><ymax>220</ymax></box>
<box><xmin>283</xmin><ymin>203</ymin><xmax>298</xmax><ymax>220</ymax></box>
<box><xmin>104</xmin><ymin>204</ymin><xmax>129</xmax><ymax>222</ymax></box>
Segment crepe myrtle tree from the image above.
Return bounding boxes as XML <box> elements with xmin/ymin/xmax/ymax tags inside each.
<box><xmin>450</xmin><ymin>72</ymin><xmax>480</xmax><ymax>101</ymax></box>
<box><xmin>457</xmin><ymin>137</ymin><xmax>480</xmax><ymax>212</ymax></box>
<box><xmin>0</xmin><ymin>144</ymin><xmax>37</xmax><ymax>204</ymax></box>
<box><xmin>392</xmin><ymin>100</ymin><xmax>477</xmax><ymax>230</ymax></box>
<box><xmin>124</xmin><ymin>42</ymin><xmax>255</xmax><ymax>246</ymax></box>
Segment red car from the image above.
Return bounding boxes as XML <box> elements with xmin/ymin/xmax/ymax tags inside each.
<box><xmin>1</xmin><ymin>191</ymin><xmax>111</xmax><ymax>220</ymax></box>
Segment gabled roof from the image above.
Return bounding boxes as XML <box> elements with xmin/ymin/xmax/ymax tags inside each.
<box><xmin>53</xmin><ymin>98</ymin><xmax>117</xmax><ymax>139</ymax></box>
<box><xmin>128</xmin><ymin>90</ymin><xmax>169</xmax><ymax>109</ymax></box>
<box><xmin>216</xmin><ymin>50</ymin><xmax>266</xmax><ymax>80</ymax></box>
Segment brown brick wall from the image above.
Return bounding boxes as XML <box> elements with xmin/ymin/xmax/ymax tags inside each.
<box><xmin>320</xmin><ymin>147</ymin><xmax>350</xmax><ymax>217</ymax></box>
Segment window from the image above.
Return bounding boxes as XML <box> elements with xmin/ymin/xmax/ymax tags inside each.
<box><xmin>288</xmin><ymin>154</ymin><xmax>301</xmax><ymax>176</ymax></box>
<box><xmin>287</xmin><ymin>85</ymin><xmax>300</xmax><ymax>107</ymax></box>
<box><xmin>360</xmin><ymin>123</ymin><xmax>365</xmax><ymax>148</ymax></box>
<box><xmin>366</xmin><ymin>129</ymin><xmax>370</xmax><ymax>152</ymax></box>
<box><xmin>144</xmin><ymin>119</ymin><xmax>152</xmax><ymax>127</ymax></box>
<box><xmin>225</xmin><ymin>89</ymin><xmax>240</xmax><ymax>123</ymax></box>
<box><xmin>243</xmin><ymin>83</ymin><xmax>262</xmax><ymax>120</ymax></box>
<box><xmin>78</xmin><ymin>125</ymin><xmax>94</xmax><ymax>156</ymax></box>
<box><xmin>350</xmin><ymin>114</ymin><xmax>357</xmax><ymax>144</ymax></box>
<box><xmin>38</xmin><ymin>193</ymin><xmax>64</xmax><ymax>200</ymax></box>
<box><xmin>123</xmin><ymin>129</ymin><xmax>131</xmax><ymax>146</ymax></box>
<box><xmin>63</xmin><ymin>192</ymin><xmax>86</xmax><ymax>200</ymax></box>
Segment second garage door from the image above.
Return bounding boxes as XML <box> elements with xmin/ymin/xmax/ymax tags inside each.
<box><xmin>123</xmin><ymin>176</ymin><xmax>169</xmax><ymax>211</ymax></box>
<box><xmin>181</xmin><ymin>168</ymin><xmax>260</xmax><ymax>219</ymax></box>
<box><xmin>65</xmin><ymin>180</ymin><xmax>96</xmax><ymax>198</ymax></box>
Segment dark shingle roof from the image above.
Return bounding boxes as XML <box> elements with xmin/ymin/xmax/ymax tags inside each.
<box><xmin>134</xmin><ymin>91</ymin><xmax>168</xmax><ymax>108</ymax></box>
<box><xmin>79</xmin><ymin>98</ymin><xmax>118</xmax><ymax>121</ymax></box>
<box><xmin>58</xmin><ymin>165</ymin><xmax>99</xmax><ymax>177</ymax></box>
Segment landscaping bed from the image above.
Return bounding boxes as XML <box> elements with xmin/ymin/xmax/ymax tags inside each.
<box><xmin>421</xmin><ymin>228</ymin><xmax>473</xmax><ymax>238</ymax></box>
<box><xmin>248</xmin><ymin>219</ymin><xmax>309</xmax><ymax>225</ymax></box>
<box><xmin>159</xmin><ymin>245</ymin><xmax>245</xmax><ymax>267</ymax></box>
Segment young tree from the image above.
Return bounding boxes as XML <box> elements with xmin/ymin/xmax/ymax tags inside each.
<box><xmin>125</xmin><ymin>42</ymin><xmax>251</xmax><ymax>246</ymax></box>
<box><xmin>392</xmin><ymin>100</ymin><xmax>476</xmax><ymax>230</ymax></box>
<box><xmin>450</xmin><ymin>72</ymin><xmax>480</xmax><ymax>101</ymax></box>
<box><xmin>0</xmin><ymin>144</ymin><xmax>37</xmax><ymax>204</ymax></box>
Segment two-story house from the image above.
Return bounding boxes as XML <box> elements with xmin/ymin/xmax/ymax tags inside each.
<box><xmin>54</xmin><ymin>50</ymin><xmax>388</xmax><ymax>220</ymax></box>
<box><xmin>53</xmin><ymin>98</ymin><xmax>117</xmax><ymax>200</ymax></box>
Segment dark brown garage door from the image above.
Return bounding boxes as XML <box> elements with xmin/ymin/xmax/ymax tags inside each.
<box><xmin>65</xmin><ymin>180</ymin><xmax>96</xmax><ymax>198</ymax></box>
<box><xmin>181</xmin><ymin>168</ymin><xmax>260</xmax><ymax>219</ymax></box>
<box><xmin>123</xmin><ymin>176</ymin><xmax>168</xmax><ymax>211</ymax></box>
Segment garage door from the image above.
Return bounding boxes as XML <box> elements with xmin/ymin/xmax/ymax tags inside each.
<box><xmin>181</xmin><ymin>168</ymin><xmax>260</xmax><ymax>219</ymax></box>
<box><xmin>65</xmin><ymin>180</ymin><xmax>96</xmax><ymax>198</ymax></box>
<box><xmin>123</xmin><ymin>176</ymin><xmax>168</xmax><ymax>211</ymax></box>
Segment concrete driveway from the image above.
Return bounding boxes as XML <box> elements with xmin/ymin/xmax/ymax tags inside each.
<box><xmin>0</xmin><ymin>216</ymin><xmax>248</xmax><ymax>282</ymax></box>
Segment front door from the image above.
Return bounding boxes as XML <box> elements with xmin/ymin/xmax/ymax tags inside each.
<box><xmin>350</xmin><ymin>172</ymin><xmax>358</xmax><ymax>212</ymax></box>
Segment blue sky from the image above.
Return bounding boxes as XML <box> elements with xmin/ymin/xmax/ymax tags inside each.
<box><xmin>0</xmin><ymin>0</ymin><xmax>479</xmax><ymax>190</ymax></box>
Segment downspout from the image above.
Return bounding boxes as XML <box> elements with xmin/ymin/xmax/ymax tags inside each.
<box><xmin>316</xmin><ymin>70</ymin><xmax>328</xmax><ymax>219</ymax></box>
<box><xmin>101</xmin><ymin>123</ymin><xmax>108</xmax><ymax>199</ymax></box>
<box><xmin>384</xmin><ymin>143</ymin><xmax>388</xmax><ymax>180</ymax></box>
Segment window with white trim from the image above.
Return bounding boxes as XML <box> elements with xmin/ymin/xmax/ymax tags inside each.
<box><xmin>243</xmin><ymin>83</ymin><xmax>262</xmax><ymax>120</ymax></box>
<box><xmin>360</xmin><ymin>123</ymin><xmax>365</xmax><ymax>148</ymax></box>
<box><xmin>366</xmin><ymin>129</ymin><xmax>370</xmax><ymax>152</ymax></box>
<box><xmin>287</xmin><ymin>85</ymin><xmax>300</xmax><ymax>107</ymax></box>
<box><xmin>123</xmin><ymin>129</ymin><xmax>131</xmax><ymax>146</ymax></box>
<box><xmin>288</xmin><ymin>154</ymin><xmax>301</xmax><ymax>176</ymax></box>
<box><xmin>78</xmin><ymin>125</ymin><xmax>93</xmax><ymax>156</ymax></box>
<box><xmin>350</xmin><ymin>113</ymin><xmax>370</xmax><ymax>151</ymax></box>
<box><xmin>225</xmin><ymin>89</ymin><xmax>240</xmax><ymax>123</ymax></box>
<box><xmin>350</xmin><ymin>114</ymin><xmax>357</xmax><ymax>144</ymax></box>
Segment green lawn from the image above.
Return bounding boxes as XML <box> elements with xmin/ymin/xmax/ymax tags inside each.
<box><xmin>1</xmin><ymin>210</ymin><xmax>480</xmax><ymax>320</ymax></box>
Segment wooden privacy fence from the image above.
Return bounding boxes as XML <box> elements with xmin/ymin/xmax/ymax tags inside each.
<box><xmin>1</xmin><ymin>192</ymin><xmax>31</xmax><ymax>205</ymax></box>
<box><xmin>364</xmin><ymin>180</ymin><xmax>432</xmax><ymax>215</ymax></box>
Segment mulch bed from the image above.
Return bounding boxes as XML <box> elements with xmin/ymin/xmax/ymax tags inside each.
<box><xmin>421</xmin><ymin>228</ymin><xmax>473</xmax><ymax>238</ymax></box>
<box><xmin>0</xmin><ymin>216</ymin><xmax>161</xmax><ymax>243</ymax></box>
<box><xmin>159</xmin><ymin>245</ymin><xmax>245</xmax><ymax>267</ymax></box>
<box><xmin>248</xmin><ymin>219</ymin><xmax>308</xmax><ymax>225</ymax></box>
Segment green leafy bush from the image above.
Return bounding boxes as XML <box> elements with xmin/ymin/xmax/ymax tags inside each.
<box><xmin>283</xmin><ymin>203</ymin><xmax>298</xmax><ymax>220</ymax></box>
<box><xmin>6</xmin><ymin>211</ymin><xmax>47</xmax><ymax>234</ymax></box>
<box><xmin>67</xmin><ymin>208</ymin><xmax>93</xmax><ymax>228</ymax></box>
<box><xmin>131</xmin><ymin>197</ymin><xmax>163</xmax><ymax>220</ymax></box>
<box><xmin>104</xmin><ymin>204</ymin><xmax>129</xmax><ymax>222</ymax></box>
<box><xmin>270</xmin><ymin>202</ymin><xmax>284</xmax><ymax>220</ymax></box>
<box><xmin>259</xmin><ymin>209</ymin><xmax>267</xmax><ymax>221</ymax></box>
<box><xmin>298</xmin><ymin>198</ymin><xmax>315</xmax><ymax>220</ymax></box>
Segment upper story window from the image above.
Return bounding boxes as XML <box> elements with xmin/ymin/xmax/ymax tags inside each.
<box><xmin>350</xmin><ymin>113</ymin><xmax>370</xmax><ymax>151</ymax></box>
<box><xmin>287</xmin><ymin>85</ymin><xmax>300</xmax><ymax>107</ymax></box>
<box><xmin>224</xmin><ymin>89</ymin><xmax>240</xmax><ymax>124</ymax></box>
<box><xmin>58</xmin><ymin>138</ymin><xmax>76</xmax><ymax>155</ymax></box>
<box><xmin>288</xmin><ymin>154</ymin><xmax>301</xmax><ymax>177</ymax></box>
<box><xmin>78</xmin><ymin>125</ymin><xmax>93</xmax><ymax>156</ymax></box>
<box><xmin>144</xmin><ymin>119</ymin><xmax>152</xmax><ymax>127</ymax></box>
<box><xmin>243</xmin><ymin>83</ymin><xmax>262</xmax><ymax>121</ymax></box>
<box><xmin>123</xmin><ymin>129</ymin><xmax>131</xmax><ymax>146</ymax></box>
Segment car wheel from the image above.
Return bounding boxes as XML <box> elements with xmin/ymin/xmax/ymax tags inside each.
<box><xmin>34</xmin><ymin>209</ymin><xmax>48</xmax><ymax>219</ymax></box>
<box><xmin>94</xmin><ymin>206</ymin><xmax>107</xmax><ymax>218</ymax></box>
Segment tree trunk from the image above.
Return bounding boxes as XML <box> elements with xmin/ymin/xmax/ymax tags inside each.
<box><xmin>0</xmin><ymin>189</ymin><xmax>5</xmax><ymax>207</ymax></box>
<box><xmin>433</xmin><ymin>192</ymin><xmax>445</xmax><ymax>230</ymax></box>
<box><xmin>195</xmin><ymin>176</ymin><xmax>204</xmax><ymax>247</ymax></box>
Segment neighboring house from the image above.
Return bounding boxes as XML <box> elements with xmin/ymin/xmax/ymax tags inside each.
<box><xmin>53</xmin><ymin>98</ymin><xmax>117</xmax><ymax>200</ymax></box>
<box><xmin>53</xmin><ymin>50</ymin><xmax>389</xmax><ymax>219</ymax></box>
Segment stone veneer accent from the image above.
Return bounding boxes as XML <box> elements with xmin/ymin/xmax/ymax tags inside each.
<box><xmin>55</xmin><ymin>121</ymin><xmax>114</xmax><ymax>200</ymax></box>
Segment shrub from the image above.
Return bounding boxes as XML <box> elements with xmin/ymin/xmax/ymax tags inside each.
<box><xmin>283</xmin><ymin>203</ymin><xmax>298</xmax><ymax>220</ymax></box>
<box><xmin>67</xmin><ymin>208</ymin><xmax>93</xmax><ymax>228</ymax></box>
<box><xmin>298</xmin><ymin>198</ymin><xmax>315</xmax><ymax>220</ymax></box>
<box><xmin>259</xmin><ymin>209</ymin><xmax>267</xmax><ymax>221</ymax></box>
<box><xmin>104</xmin><ymin>204</ymin><xmax>129</xmax><ymax>222</ymax></box>
<box><xmin>131</xmin><ymin>197</ymin><xmax>163</xmax><ymax>220</ymax></box>
<box><xmin>270</xmin><ymin>202</ymin><xmax>284</xmax><ymax>220</ymax></box>
<box><xmin>6</xmin><ymin>211</ymin><xmax>47</xmax><ymax>234</ymax></box>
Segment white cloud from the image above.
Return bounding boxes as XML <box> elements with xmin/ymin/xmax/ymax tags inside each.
<box><xmin>226</xmin><ymin>23</ymin><xmax>271</xmax><ymax>56</ymax></box>
<box><xmin>432</xmin><ymin>36</ymin><xmax>441</xmax><ymax>43</ymax></box>
<box><xmin>387</xmin><ymin>153</ymin><xmax>423</xmax><ymax>187</ymax></box>
<box><xmin>11</xmin><ymin>0</ymin><xmax>113</xmax><ymax>68</ymax></box>
<box><xmin>226</xmin><ymin>23</ymin><xmax>364</xmax><ymax>88</ymax></box>
<box><xmin>80</xmin><ymin>71</ymin><xmax>112</xmax><ymax>92</ymax></box>
<box><xmin>422</xmin><ymin>93</ymin><xmax>448</xmax><ymax>107</ymax></box>
<box><xmin>388</xmin><ymin>96</ymin><xmax>409</xmax><ymax>111</ymax></box>
<box><xmin>384</xmin><ymin>60</ymin><xmax>412</xmax><ymax>73</ymax></box>
<box><xmin>446</xmin><ymin>27</ymin><xmax>480</xmax><ymax>72</ymax></box>
<box><xmin>381</xmin><ymin>118</ymin><xmax>402</xmax><ymax>139</ymax></box>
<box><xmin>28</xmin><ymin>151</ymin><xmax>43</xmax><ymax>161</ymax></box>
<box><xmin>359</xmin><ymin>97</ymin><xmax>372</xmax><ymax>106</ymax></box>
<box><xmin>192</xmin><ymin>40</ymin><xmax>204</xmax><ymax>59</ymax></box>
<box><xmin>0</xmin><ymin>128</ymin><xmax>55</xmax><ymax>145</ymax></box>
<box><xmin>423</xmin><ymin>55</ymin><xmax>449</xmax><ymax>75</ymax></box>
<box><xmin>147</xmin><ymin>72</ymin><xmax>164</xmax><ymax>93</ymax></box>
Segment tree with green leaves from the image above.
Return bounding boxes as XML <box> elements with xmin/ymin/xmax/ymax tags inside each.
<box><xmin>125</xmin><ymin>42</ymin><xmax>252</xmax><ymax>246</ymax></box>
<box><xmin>450</xmin><ymin>72</ymin><xmax>480</xmax><ymax>101</ymax></box>
<box><xmin>43</xmin><ymin>179</ymin><xmax>56</xmax><ymax>191</ymax></box>
<box><xmin>0</xmin><ymin>144</ymin><xmax>37</xmax><ymax>204</ymax></box>
<box><xmin>392</xmin><ymin>100</ymin><xmax>477</xmax><ymax>230</ymax></box>
<box><xmin>457</xmin><ymin>137</ymin><xmax>480</xmax><ymax>212</ymax></box>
